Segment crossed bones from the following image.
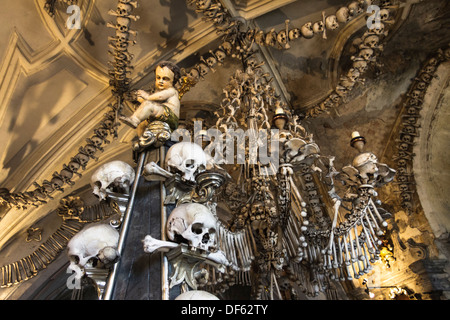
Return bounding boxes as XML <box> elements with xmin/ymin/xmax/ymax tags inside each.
<box><xmin>142</xmin><ymin>234</ymin><xmax>230</xmax><ymax>267</ymax></box>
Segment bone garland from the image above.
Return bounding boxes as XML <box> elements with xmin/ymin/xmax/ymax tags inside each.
<box><xmin>186</xmin><ymin>0</ymin><xmax>237</xmax><ymax>34</ymax></box>
<box><xmin>107</xmin><ymin>0</ymin><xmax>139</xmax><ymax>96</ymax></box>
<box><xmin>0</xmin><ymin>198</ymin><xmax>119</xmax><ymax>288</ymax></box>
<box><xmin>392</xmin><ymin>47</ymin><xmax>450</xmax><ymax>211</ymax></box>
<box><xmin>187</xmin><ymin>0</ymin><xmax>371</xmax><ymax>50</ymax></box>
<box><xmin>305</xmin><ymin>3</ymin><xmax>398</xmax><ymax>118</ymax></box>
<box><xmin>179</xmin><ymin>0</ymin><xmax>373</xmax><ymax>98</ymax></box>
<box><xmin>176</xmin><ymin>42</ymin><xmax>232</xmax><ymax>99</ymax></box>
<box><xmin>0</xmin><ymin>220</ymin><xmax>83</xmax><ymax>288</ymax></box>
<box><xmin>178</xmin><ymin>1</ymin><xmax>372</xmax><ymax>104</ymax></box>
<box><xmin>0</xmin><ymin>104</ymin><xmax>120</xmax><ymax>210</ymax></box>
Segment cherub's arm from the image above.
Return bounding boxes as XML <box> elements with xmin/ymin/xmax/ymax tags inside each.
<box><xmin>137</xmin><ymin>88</ymin><xmax>177</xmax><ymax>103</ymax></box>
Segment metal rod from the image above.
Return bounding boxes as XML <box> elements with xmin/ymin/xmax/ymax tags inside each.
<box><xmin>102</xmin><ymin>150</ymin><xmax>147</xmax><ymax>300</ymax></box>
<box><xmin>160</xmin><ymin>145</ymin><xmax>170</xmax><ymax>300</ymax></box>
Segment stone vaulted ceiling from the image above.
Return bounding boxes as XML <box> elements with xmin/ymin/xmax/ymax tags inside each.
<box><xmin>0</xmin><ymin>0</ymin><xmax>449</xmax><ymax>300</ymax></box>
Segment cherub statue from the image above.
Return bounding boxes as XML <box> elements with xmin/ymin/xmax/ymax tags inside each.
<box><xmin>120</xmin><ymin>61</ymin><xmax>181</xmax><ymax>131</ymax></box>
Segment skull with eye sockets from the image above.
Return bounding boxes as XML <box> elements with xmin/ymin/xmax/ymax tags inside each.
<box><xmin>166</xmin><ymin>203</ymin><xmax>218</xmax><ymax>252</ymax></box>
<box><xmin>91</xmin><ymin>160</ymin><xmax>135</xmax><ymax>201</ymax></box>
<box><xmin>165</xmin><ymin>142</ymin><xmax>207</xmax><ymax>182</ymax></box>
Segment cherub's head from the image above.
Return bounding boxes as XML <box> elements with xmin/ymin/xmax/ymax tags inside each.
<box><xmin>154</xmin><ymin>61</ymin><xmax>181</xmax><ymax>90</ymax></box>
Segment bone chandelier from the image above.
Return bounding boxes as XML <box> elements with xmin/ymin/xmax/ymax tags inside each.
<box><xmin>1</xmin><ymin>0</ymin><xmax>399</xmax><ymax>300</ymax></box>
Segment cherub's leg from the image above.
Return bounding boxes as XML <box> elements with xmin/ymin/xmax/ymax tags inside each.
<box><xmin>120</xmin><ymin>101</ymin><xmax>165</xmax><ymax>128</ymax></box>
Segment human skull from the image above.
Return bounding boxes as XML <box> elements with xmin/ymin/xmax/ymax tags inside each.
<box><xmin>428</xmin><ymin>57</ymin><xmax>439</xmax><ymax>66</ymax></box>
<box><xmin>407</xmin><ymin>107</ymin><xmax>417</xmax><ymax>115</ymax></box>
<box><xmin>197</xmin><ymin>0</ymin><xmax>212</xmax><ymax>10</ymax></box>
<box><xmin>359</xmin><ymin>48</ymin><xmax>374</xmax><ymax>60</ymax></box>
<box><xmin>313</xmin><ymin>21</ymin><xmax>324</xmax><ymax>34</ymax></box>
<box><xmin>300</xmin><ymin>22</ymin><xmax>314</xmax><ymax>38</ymax></box>
<box><xmin>197</xmin><ymin>63</ymin><xmax>209</xmax><ymax>77</ymax></box>
<box><xmin>325</xmin><ymin>15</ymin><xmax>339</xmax><ymax>30</ymax></box>
<box><xmin>166</xmin><ymin>203</ymin><xmax>218</xmax><ymax>251</ymax></box>
<box><xmin>364</xmin><ymin>34</ymin><xmax>380</xmax><ymax>48</ymax></box>
<box><xmin>379</xmin><ymin>8</ymin><xmax>390</xmax><ymax>21</ymax></box>
<box><xmin>420</xmin><ymin>72</ymin><xmax>432</xmax><ymax>83</ymax></box>
<box><xmin>347</xmin><ymin>68</ymin><xmax>360</xmax><ymax>81</ymax></box>
<box><xmin>68</xmin><ymin>160</ymin><xmax>82</xmax><ymax>174</ymax></box>
<box><xmin>67</xmin><ymin>224</ymin><xmax>120</xmax><ymax>280</ymax></box>
<box><xmin>415</xmin><ymin>81</ymin><xmax>426</xmax><ymax>90</ymax></box>
<box><xmin>205</xmin><ymin>56</ymin><xmax>217</xmax><ymax>69</ymax></box>
<box><xmin>220</xmin><ymin>41</ymin><xmax>233</xmax><ymax>55</ymax></box>
<box><xmin>277</xmin><ymin>30</ymin><xmax>289</xmax><ymax>48</ymax></box>
<box><xmin>214</xmin><ymin>49</ymin><xmax>226</xmax><ymax>64</ymax></box>
<box><xmin>352</xmin><ymin>152</ymin><xmax>378</xmax><ymax>183</ymax></box>
<box><xmin>175</xmin><ymin>290</ymin><xmax>219</xmax><ymax>300</ymax></box>
<box><xmin>265</xmin><ymin>29</ymin><xmax>277</xmax><ymax>46</ymax></box>
<box><xmin>424</xmin><ymin>65</ymin><xmax>436</xmax><ymax>74</ymax></box>
<box><xmin>410</xmin><ymin>90</ymin><xmax>422</xmax><ymax>100</ymax></box>
<box><xmin>408</xmin><ymin>98</ymin><xmax>419</xmax><ymax>106</ymax></box>
<box><xmin>116</xmin><ymin>17</ymin><xmax>131</xmax><ymax>32</ymax></box>
<box><xmin>116</xmin><ymin>31</ymin><xmax>129</xmax><ymax>43</ymax></box>
<box><xmin>348</xmin><ymin>1</ymin><xmax>363</xmax><ymax>16</ymax></box>
<box><xmin>91</xmin><ymin>160</ymin><xmax>135</xmax><ymax>201</ymax></box>
<box><xmin>114</xmin><ymin>41</ymin><xmax>129</xmax><ymax>51</ymax></box>
<box><xmin>165</xmin><ymin>142</ymin><xmax>207</xmax><ymax>182</ymax></box>
<box><xmin>352</xmin><ymin>58</ymin><xmax>368</xmax><ymax>72</ymax></box>
<box><xmin>336</xmin><ymin>7</ymin><xmax>350</xmax><ymax>23</ymax></box>
<box><xmin>254</xmin><ymin>30</ymin><xmax>265</xmax><ymax>45</ymax></box>
<box><xmin>74</xmin><ymin>153</ymin><xmax>90</xmax><ymax>169</ymax></box>
<box><xmin>401</xmin><ymin>192</ymin><xmax>411</xmax><ymax>202</ymax></box>
<box><xmin>369</xmin><ymin>22</ymin><xmax>385</xmax><ymax>35</ymax></box>
<box><xmin>117</xmin><ymin>3</ymin><xmax>133</xmax><ymax>16</ymax></box>
<box><xmin>289</xmin><ymin>28</ymin><xmax>301</xmax><ymax>40</ymax></box>
<box><xmin>189</xmin><ymin>68</ymin><xmax>200</xmax><ymax>82</ymax></box>
<box><xmin>51</xmin><ymin>176</ymin><xmax>64</xmax><ymax>191</ymax></box>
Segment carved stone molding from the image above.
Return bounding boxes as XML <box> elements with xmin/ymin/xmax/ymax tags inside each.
<box><xmin>413</xmin><ymin>61</ymin><xmax>450</xmax><ymax>238</ymax></box>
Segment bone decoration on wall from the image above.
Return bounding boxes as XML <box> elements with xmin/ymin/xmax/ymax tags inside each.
<box><xmin>0</xmin><ymin>196</ymin><xmax>120</xmax><ymax>289</ymax></box>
